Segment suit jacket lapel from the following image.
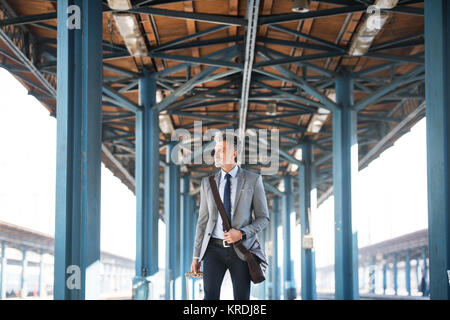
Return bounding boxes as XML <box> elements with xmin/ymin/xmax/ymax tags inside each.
<box><xmin>211</xmin><ymin>170</ymin><xmax>221</xmax><ymax>217</ymax></box>
<box><xmin>214</xmin><ymin>169</ymin><xmax>221</xmax><ymax>186</ymax></box>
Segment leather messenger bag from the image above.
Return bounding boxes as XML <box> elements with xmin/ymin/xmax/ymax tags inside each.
<box><xmin>208</xmin><ymin>175</ymin><xmax>268</xmax><ymax>284</ymax></box>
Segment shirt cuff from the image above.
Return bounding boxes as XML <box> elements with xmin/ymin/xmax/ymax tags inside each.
<box><xmin>193</xmin><ymin>256</ymin><xmax>200</xmax><ymax>260</ymax></box>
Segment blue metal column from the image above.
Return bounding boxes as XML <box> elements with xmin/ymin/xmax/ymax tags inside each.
<box><xmin>264</xmin><ymin>227</ymin><xmax>269</xmax><ymax>299</ymax></box>
<box><xmin>383</xmin><ymin>256</ymin><xmax>389</xmax><ymax>294</ymax></box>
<box><xmin>54</xmin><ymin>0</ymin><xmax>103</xmax><ymax>300</ymax></box>
<box><xmin>415</xmin><ymin>258</ymin><xmax>420</xmax><ymax>293</ymax></box>
<box><xmin>405</xmin><ymin>249</ymin><xmax>411</xmax><ymax>296</ymax></box>
<box><xmin>20</xmin><ymin>247</ymin><xmax>27</xmax><ymax>297</ymax></box>
<box><xmin>352</xmin><ymin>232</ymin><xmax>359</xmax><ymax>299</ymax></box>
<box><xmin>422</xmin><ymin>246</ymin><xmax>428</xmax><ymax>284</ymax></box>
<box><xmin>267</xmin><ymin>205</ymin><xmax>273</xmax><ymax>300</ymax></box>
<box><xmin>191</xmin><ymin>204</ymin><xmax>198</xmax><ymax>300</ymax></box>
<box><xmin>189</xmin><ymin>197</ymin><xmax>197</xmax><ymax>264</ymax></box>
<box><xmin>0</xmin><ymin>242</ymin><xmax>6</xmax><ymax>299</ymax></box>
<box><xmin>333</xmin><ymin>69</ymin><xmax>358</xmax><ymax>300</ymax></box>
<box><xmin>165</xmin><ymin>141</ymin><xmax>180</xmax><ymax>300</ymax></box>
<box><xmin>39</xmin><ymin>250</ymin><xmax>45</xmax><ymax>297</ymax></box>
<box><xmin>370</xmin><ymin>256</ymin><xmax>376</xmax><ymax>294</ymax></box>
<box><xmin>133</xmin><ymin>70</ymin><xmax>159</xmax><ymax>300</ymax></box>
<box><xmin>282</xmin><ymin>175</ymin><xmax>296</xmax><ymax>300</ymax></box>
<box><xmin>424</xmin><ymin>0</ymin><xmax>450</xmax><ymax>300</ymax></box>
<box><xmin>261</xmin><ymin>227</ymin><xmax>268</xmax><ymax>299</ymax></box>
<box><xmin>299</xmin><ymin>142</ymin><xmax>317</xmax><ymax>300</ymax></box>
<box><xmin>176</xmin><ymin>177</ymin><xmax>182</xmax><ymax>292</ymax></box>
<box><xmin>271</xmin><ymin>196</ymin><xmax>280</xmax><ymax>300</ymax></box>
<box><xmin>393</xmin><ymin>253</ymin><xmax>398</xmax><ymax>295</ymax></box>
<box><xmin>181</xmin><ymin>176</ymin><xmax>191</xmax><ymax>299</ymax></box>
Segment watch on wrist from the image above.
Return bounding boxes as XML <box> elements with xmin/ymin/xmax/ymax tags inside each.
<box><xmin>240</xmin><ymin>230</ymin><xmax>246</xmax><ymax>240</ymax></box>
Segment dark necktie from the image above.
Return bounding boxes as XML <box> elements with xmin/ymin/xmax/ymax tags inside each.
<box><xmin>223</xmin><ymin>173</ymin><xmax>232</xmax><ymax>231</ymax></box>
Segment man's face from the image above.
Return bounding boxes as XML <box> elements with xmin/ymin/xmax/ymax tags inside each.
<box><xmin>214</xmin><ymin>140</ymin><xmax>237</xmax><ymax>168</ymax></box>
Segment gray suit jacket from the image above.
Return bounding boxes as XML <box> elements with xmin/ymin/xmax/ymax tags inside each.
<box><xmin>193</xmin><ymin>166</ymin><xmax>270</xmax><ymax>262</ymax></box>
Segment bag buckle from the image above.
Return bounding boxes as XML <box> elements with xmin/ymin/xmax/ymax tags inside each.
<box><xmin>223</xmin><ymin>239</ymin><xmax>230</xmax><ymax>247</ymax></box>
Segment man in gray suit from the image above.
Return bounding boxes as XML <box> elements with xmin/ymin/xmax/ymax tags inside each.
<box><xmin>190</xmin><ymin>132</ymin><xmax>270</xmax><ymax>300</ymax></box>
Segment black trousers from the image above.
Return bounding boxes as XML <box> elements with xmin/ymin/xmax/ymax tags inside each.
<box><xmin>202</xmin><ymin>238</ymin><xmax>251</xmax><ymax>300</ymax></box>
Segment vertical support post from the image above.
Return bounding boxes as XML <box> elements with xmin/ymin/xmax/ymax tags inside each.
<box><xmin>405</xmin><ymin>249</ymin><xmax>411</xmax><ymax>296</ymax></box>
<box><xmin>415</xmin><ymin>258</ymin><xmax>420</xmax><ymax>293</ymax></box>
<box><xmin>261</xmin><ymin>227</ymin><xmax>268</xmax><ymax>299</ymax></box>
<box><xmin>0</xmin><ymin>242</ymin><xmax>6</xmax><ymax>299</ymax></box>
<box><xmin>422</xmin><ymin>246</ymin><xmax>428</xmax><ymax>286</ymax></box>
<box><xmin>370</xmin><ymin>256</ymin><xmax>376</xmax><ymax>294</ymax></box>
<box><xmin>165</xmin><ymin>141</ymin><xmax>180</xmax><ymax>300</ymax></box>
<box><xmin>133</xmin><ymin>70</ymin><xmax>160</xmax><ymax>300</ymax></box>
<box><xmin>282</xmin><ymin>175</ymin><xmax>296</xmax><ymax>300</ymax></box>
<box><xmin>39</xmin><ymin>251</ymin><xmax>45</xmax><ymax>297</ymax></box>
<box><xmin>54</xmin><ymin>0</ymin><xmax>103</xmax><ymax>300</ymax></box>
<box><xmin>271</xmin><ymin>196</ymin><xmax>280</xmax><ymax>300</ymax></box>
<box><xmin>424</xmin><ymin>0</ymin><xmax>450</xmax><ymax>300</ymax></box>
<box><xmin>352</xmin><ymin>232</ymin><xmax>359</xmax><ymax>299</ymax></box>
<box><xmin>176</xmin><ymin>178</ymin><xmax>181</xmax><ymax>295</ymax></box>
<box><xmin>189</xmin><ymin>197</ymin><xmax>197</xmax><ymax>263</ymax></box>
<box><xmin>299</xmin><ymin>142</ymin><xmax>317</xmax><ymax>300</ymax></box>
<box><xmin>383</xmin><ymin>259</ymin><xmax>387</xmax><ymax>295</ymax></box>
<box><xmin>191</xmin><ymin>205</ymin><xmax>198</xmax><ymax>300</ymax></box>
<box><xmin>393</xmin><ymin>253</ymin><xmax>398</xmax><ymax>295</ymax></box>
<box><xmin>267</xmin><ymin>204</ymin><xmax>273</xmax><ymax>300</ymax></box>
<box><xmin>333</xmin><ymin>69</ymin><xmax>358</xmax><ymax>300</ymax></box>
<box><xmin>181</xmin><ymin>176</ymin><xmax>191</xmax><ymax>300</ymax></box>
<box><xmin>21</xmin><ymin>247</ymin><xmax>28</xmax><ymax>298</ymax></box>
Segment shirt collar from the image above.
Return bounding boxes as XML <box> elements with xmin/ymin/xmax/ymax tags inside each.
<box><xmin>221</xmin><ymin>164</ymin><xmax>239</xmax><ymax>180</ymax></box>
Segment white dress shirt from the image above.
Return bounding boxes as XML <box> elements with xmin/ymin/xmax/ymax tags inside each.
<box><xmin>193</xmin><ymin>165</ymin><xmax>239</xmax><ymax>259</ymax></box>
<box><xmin>211</xmin><ymin>164</ymin><xmax>239</xmax><ymax>240</ymax></box>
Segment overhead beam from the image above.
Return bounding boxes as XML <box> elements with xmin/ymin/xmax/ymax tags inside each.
<box><xmin>268</xmin><ymin>24</ymin><xmax>347</xmax><ymax>53</ymax></box>
<box><xmin>152</xmin><ymin>25</ymin><xmax>228</xmax><ymax>52</ymax></box>
<box><xmin>125</xmin><ymin>7</ymin><xmax>246</xmax><ymax>26</ymax></box>
<box><xmin>155</xmin><ymin>45</ymin><xmax>237</xmax><ymax>78</ymax></box>
<box><xmin>156</xmin><ymin>48</ymin><xmax>238</xmax><ymax>112</ymax></box>
<box><xmin>0</xmin><ymin>4</ymin><xmax>111</xmax><ymax>27</ymax></box>
<box><xmin>353</xmin><ymin>66</ymin><xmax>425</xmax><ymax>112</ymax></box>
<box><xmin>0</xmin><ymin>16</ymin><xmax>56</xmax><ymax>96</ymax></box>
<box><xmin>258</xmin><ymin>5</ymin><xmax>366</xmax><ymax>25</ymax></box>
<box><xmin>238</xmin><ymin>0</ymin><xmax>260</xmax><ymax>162</ymax></box>
<box><xmin>102</xmin><ymin>84</ymin><xmax>142</xmax><ymax>113</ymax></box>
<box><xmin>149</xmin><ymin>52</ymin><xmax>243</xmax><ymax>69</ymax></box>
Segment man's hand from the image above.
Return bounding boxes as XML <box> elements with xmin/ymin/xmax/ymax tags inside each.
<box><xmin>224</xmin><ymin>228</ymin><xmax>242</xmax><ymax>244</ymax></box>
<box><xmin>190</xmin><ymin>258</ymin><xmax>201</xmax><ymax>275</ymax></box>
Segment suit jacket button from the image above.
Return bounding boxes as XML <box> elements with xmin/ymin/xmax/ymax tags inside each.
<box><xmin>208</xmin><ymin>233</ymin><xmax>211</xmax><ymax>236</ymax></box>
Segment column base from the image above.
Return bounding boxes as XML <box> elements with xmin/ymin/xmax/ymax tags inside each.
<box><xmin>132</xmin><ymin>276</ymin><xmax>151</xmax><ymax>300</ymax></box>
<box><xmin>284</xmin><ymin>282</ymin><xmax>297</xmax><ymax>300</ymax></box>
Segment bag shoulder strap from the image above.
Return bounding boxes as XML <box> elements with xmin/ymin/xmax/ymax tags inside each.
<box><xmin>208</xmin><ymin>174</ymin><xmax>251</xmax><ymax>256</ymax></box>
<box><xmin>208</xmin><ymin>175</ymin><xmax>231</xmax><ymax>231</ymax></box>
